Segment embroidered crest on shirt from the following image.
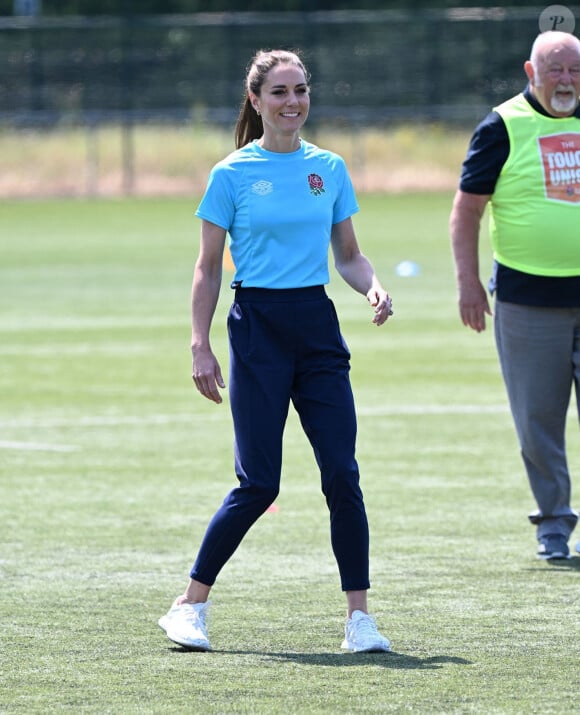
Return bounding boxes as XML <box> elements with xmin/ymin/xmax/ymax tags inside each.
<box><xmin>538</xmin><ymin>133</ymin><xmax>580</xmax><ymax>203</ymax></box>
<box><xmin>251</xmin><ymin>180</ymin><xmax>273</xmax><ymax>196</ymax></box>
<box><xmin>307</xmin><ymin>173</ymin><xmax>325</xmax><ymax>196</ymax></box>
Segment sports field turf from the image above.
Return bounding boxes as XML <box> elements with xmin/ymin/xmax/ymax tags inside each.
<box><xmin>0</xmin><ymin>193</ymin><xmax>578</xmax><ymax>713</ymax></box>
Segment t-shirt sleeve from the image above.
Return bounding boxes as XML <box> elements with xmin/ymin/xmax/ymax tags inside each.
<box><xmin>195</xmin><ymin>163</ymin><xmax>236</xmax><ymax>230</ymax></box>
<box><xmin>331</xmin><ymin>155</ymin><xmax>360</xmax><ymax>224</ymax></box>
<box><xmin>459</xmin><ymin>111</ymin><xmax>510</xmax><ymax>195</ymax></box>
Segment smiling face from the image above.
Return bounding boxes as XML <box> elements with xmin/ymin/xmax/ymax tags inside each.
<box><xmin>250</xmin><ymin>63</ymin><xmax>310</xmax><ymax>149</ymax></box>
<box><xmin>525</xmin><ymin>33</ymin><xmax>580</xmax><ymax>117</ymax></box>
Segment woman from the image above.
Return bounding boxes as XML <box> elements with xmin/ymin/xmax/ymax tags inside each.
<box><xmin>159</xmin><ymin>49</ymin><xmax>394</xmax><ymax>653</ymax></box>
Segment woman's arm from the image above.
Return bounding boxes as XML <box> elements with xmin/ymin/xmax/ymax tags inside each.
<box><xmin>330</xmin><ymin>217</ymin><xmax>393</xmax><ymax>326</ymax></box>
<box><xmin>191</xmin><ymin>220</ymin><xmax>227</xmax><ymax>403</ymax></box>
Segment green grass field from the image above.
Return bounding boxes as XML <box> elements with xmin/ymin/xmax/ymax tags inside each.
<box><xmin>1</xmin><ymin>194</ymin><xmax>578</xmax><ymax>714</ymax></box>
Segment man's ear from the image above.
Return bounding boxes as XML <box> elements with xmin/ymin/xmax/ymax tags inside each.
<box><xmin>524</xmin><ymin>60</ymin><xmax>535</xmax><ymax>85</ymax></box>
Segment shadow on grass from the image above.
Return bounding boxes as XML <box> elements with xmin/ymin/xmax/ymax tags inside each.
<box><xmin>257</xmin><ymin>652</ymin><xmax>472</xmax><ymax>669</ymax></box>
<box><xmin>524</xmin><ymin>555</ymin><xmax>580</xmax><ymax>572</ymax></box>
<box><xmin>169</xmin><ymin>647</ymin><xmax>472</xmax><ymax>669</ymax></box>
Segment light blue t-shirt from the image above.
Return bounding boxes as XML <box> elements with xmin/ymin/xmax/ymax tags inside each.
<box><xmin>195</xmin><ymin>139</ymin><xmax>359</xmax><ymax>289</ymax></box>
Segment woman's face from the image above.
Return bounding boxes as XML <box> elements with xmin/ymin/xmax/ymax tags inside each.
<box><xmin>251</xmin><ymin>63</ymin><xmax>310</xmax><ymax>139</ymax></box>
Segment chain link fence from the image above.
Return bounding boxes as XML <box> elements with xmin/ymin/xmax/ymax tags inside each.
<box><xmin>0</xmin><ymin>7</ymin><xmax>576</xmax><ymax>195</ymax></box>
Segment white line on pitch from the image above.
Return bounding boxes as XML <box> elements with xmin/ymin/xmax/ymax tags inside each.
<box><xmin>0</xmin><ymin>406</ymin><xmax>513</xmax><ymax>430</ymax></box>
<box><xmin>0</xmin><ymin>441</ymin><xmax>78</xmax><ymax>452</ymax></box>
<box><xmin>0</xmin><ymin>413</ymin><xmax>223</xmax><ymax>429</ymax></box>
<box><xmin>358</xmin><ymin>404</ymin><xmax>511</xmax><ymax>415</ymax></box>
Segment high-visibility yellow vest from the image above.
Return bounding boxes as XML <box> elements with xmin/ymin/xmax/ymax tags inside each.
<box><xmin>491</xmin><ymin>93</ymin><xmax>580</xmax><ymax>276</ymax></box>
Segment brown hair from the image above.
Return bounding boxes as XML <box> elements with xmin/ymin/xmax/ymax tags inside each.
<box><xmin>234</xmin><ymin>49</ymin><xmax>310</xmax><ymax>149</ymax></box>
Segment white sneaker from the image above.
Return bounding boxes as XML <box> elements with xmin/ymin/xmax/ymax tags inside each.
<box><xmin>341</xmin><ymin>610</ymin><xmax>391</xmax><ymax>653</ymax></box>
<box><xmin>158</xmin><ymin>600</ymin><xmax>211</xmax><ymax>651</ymax></box>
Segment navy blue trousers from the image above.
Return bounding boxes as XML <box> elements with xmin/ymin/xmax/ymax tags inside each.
<box><xmin>190</xmin><ymin>286</ymin><xmax>371</xmax><ymax>591</ymax></box>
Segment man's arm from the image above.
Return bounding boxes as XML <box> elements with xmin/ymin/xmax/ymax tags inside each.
<box><xmin>449</xmin><ymin>190</ymin><xmax>493</xmax><ymax>333</ymax></box>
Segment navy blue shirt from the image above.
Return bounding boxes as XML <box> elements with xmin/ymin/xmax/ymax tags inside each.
<box><xmin>459</xmin><ymin>87</ymin><xmax>580</xmax><ymax>307</ymax></box>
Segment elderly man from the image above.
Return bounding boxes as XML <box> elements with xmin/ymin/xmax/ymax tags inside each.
<box><xmin>450</xmin><ymin>31</ymin><xmax>580</xmax><ymax>560</ymax></box>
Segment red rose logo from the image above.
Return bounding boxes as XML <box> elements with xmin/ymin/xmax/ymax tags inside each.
<box><xmin>307</xmin><ymin>173</ymin><xmax>325</xmax><ymax>196</ymax></box>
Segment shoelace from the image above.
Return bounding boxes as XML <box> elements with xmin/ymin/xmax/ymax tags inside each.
<box><xmin>180</xmin><ymin>604</ymin><xmax>207</xmax><ymax>628</ymax></box>
<box><xmin>354</xmin><ymin>614</ymin><xmax>378</xmax><ymax>634</ymax></box>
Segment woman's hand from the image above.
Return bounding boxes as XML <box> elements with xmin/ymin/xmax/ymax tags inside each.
<box><xmin>192</xmin><ymin>346</ymin><xmax>225</xmax><ymax>404</ymax></box>
<box><xmin>367</xmin><ymin>289</ymin><xmax>393</xmax><ymax>326</ymax></box>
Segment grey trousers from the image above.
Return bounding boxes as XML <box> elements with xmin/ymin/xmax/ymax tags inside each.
<box><xmin>494</xmin><ymin>301</ymin><xmax>580</xmax><ymax>540</ymax></box>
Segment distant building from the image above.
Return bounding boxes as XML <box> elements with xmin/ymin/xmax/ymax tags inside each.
<box><xmin>13</xmin><ymin>0</ymin><xmax>42</xmax><ymax>16</ymax></box>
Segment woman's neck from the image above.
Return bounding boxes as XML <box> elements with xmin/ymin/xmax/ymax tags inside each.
<box><xmin>258</xmin><ymin>133</ymin><xmax>301</xmax><ymax>153</ymax></box>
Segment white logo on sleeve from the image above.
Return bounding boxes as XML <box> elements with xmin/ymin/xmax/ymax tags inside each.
<box><xmin>251</xmin><ymin>180</ymin><xmax>273</xmax><ymax>195</ymax></box>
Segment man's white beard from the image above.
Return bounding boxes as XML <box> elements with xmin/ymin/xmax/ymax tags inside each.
<box><xmin>550</xmin><ymin>85</ymin><xmax>578</xmax><ymax>113</ymax></box>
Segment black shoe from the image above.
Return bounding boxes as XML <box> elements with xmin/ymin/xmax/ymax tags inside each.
<box><xmin>537</xmin><ymin>533</ymin><xmax>570</xmax><ymax>560</ymax></box>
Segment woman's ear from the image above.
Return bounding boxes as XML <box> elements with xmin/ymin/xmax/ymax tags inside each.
<box><xmin>249</xmin><ymin>93</ymin><xmax>260</xmax><ymax>115</ymax></box>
